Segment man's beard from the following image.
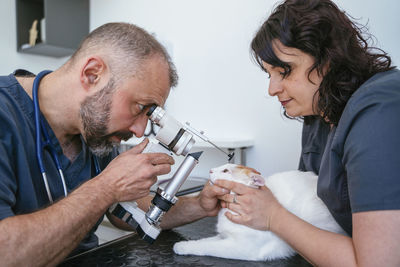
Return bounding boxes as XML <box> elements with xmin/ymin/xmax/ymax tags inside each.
<box><xmin>79</xmin><ymin>78</ymin><xmax>133</xmax><ymax>157</ymax></box>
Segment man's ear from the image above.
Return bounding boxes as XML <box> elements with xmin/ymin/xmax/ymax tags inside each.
<box><xmin>80</xmin><ymin>57</ymin><xmax>106</xmax><ymax>91</ymax></box>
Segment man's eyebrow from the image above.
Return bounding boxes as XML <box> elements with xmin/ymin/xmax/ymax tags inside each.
<box><xmin>142</xmin><ymin>99</ymin><xmax>160</xmax><ymax>107</ymax></box>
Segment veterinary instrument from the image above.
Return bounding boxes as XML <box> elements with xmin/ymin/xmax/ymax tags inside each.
<box><xmin>33</xmin><ymin>70</ymin><xmax>101</xmax><ymax>203</ymax></box>
<box><xmin>109</xmin><ymin>105</ymin><xmax>232</xmax><ymax>243</ymax></box>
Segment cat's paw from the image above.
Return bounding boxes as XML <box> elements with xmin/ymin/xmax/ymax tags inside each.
<box><xmin>173</xmin><ymin>241</ymin><xmax>189</xmax><ymax>255</ymax></box>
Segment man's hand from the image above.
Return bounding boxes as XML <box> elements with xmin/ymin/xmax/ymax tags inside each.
<box><xmin>198</xmin><ymin>180</ymin><xmax>229</xmax><ymax>217</ymax></box>
<box><xmin>97</xmin><ymin>139</ymin><xmax>174</xmax><ymax>203</ymax></box>
<box><xmin>0</xmin><ymin>140</ymin><xmax>173</xmax><ymax>267</ymax></box>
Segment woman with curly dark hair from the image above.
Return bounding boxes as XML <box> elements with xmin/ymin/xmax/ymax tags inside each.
<box><xmin>214</xmin><ymin>0</ymin><xmax>400</xmax><ymax>265</ymax></box>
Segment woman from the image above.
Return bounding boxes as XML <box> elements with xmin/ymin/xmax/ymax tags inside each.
<box><xmin>214</xmin><ymin>0</ymin><xmax>400</xmax><ymax>266</ymax></box>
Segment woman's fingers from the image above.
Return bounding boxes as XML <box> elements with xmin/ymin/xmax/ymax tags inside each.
<box><xmin>224</xmin><ymin>210</ymin><xmax>242</xmax><ymax>224</ymax></box>
<box><xmin>213</xmin><ymin>179</ymin><xmax>248</xmax><ymax>195</ymax></box>
<box><xmin>218</xmin><ymin>193</ymin><xmax>240</xmax><ymax>204</ymax></box>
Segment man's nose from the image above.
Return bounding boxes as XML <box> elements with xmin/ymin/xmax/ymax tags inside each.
<box><xmin>129</xmin><ymin>115</ymin><xmax>148</xmax><ymax>138</ymax></box>
<box><xmin>268</xmin><ymin>78</ymin><xmax>283</xmax><ymax>96</ymax></box>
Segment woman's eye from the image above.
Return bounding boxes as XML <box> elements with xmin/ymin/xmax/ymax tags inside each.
<box><xmin>262</xmin><ymin>67</ymin><xmax>271</xmax><ymax>79</ymax></box>
<box><xmin>280</xmin><ymin>72</ymin><xmax>289</xmax><ymax>78</ymax></box>
<box><xmin>279</xmin><ymin>67</ymin><xmax>291</xmax><ymax>78</ymax></box>
<box><xmin>138</xmin><ymin>104</ymin><xmax>144</xmax><ymax>112</ymax></box>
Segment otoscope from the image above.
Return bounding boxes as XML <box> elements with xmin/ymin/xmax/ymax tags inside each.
<box><xmin>109</xmin><ymin>105</ymin><xmax>234</xmax><ymax>243</ymax></box>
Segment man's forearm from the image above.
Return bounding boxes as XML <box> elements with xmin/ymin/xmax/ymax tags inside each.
<box><xmin>159</xmin><ymin>195</ymin><xmax>209</xmax><ymax>229</ymax></box>
<box><xmin>135</xmin><ymin>195</ymin><xmax>209</xmax><ymax>229</ymax></box>
<box><xmin>109</xmin><ymin>180</ymin><xmax>223</xmax><ymax>233</ymax></box>
<box><xmin>109</xmin><ymin>195</ymin><xmax>209</xmax><ymax>232</ymax></box>
<box><xmin>0</xmin><ymin>177</ymin><xmax>114</xmax><ymax>267</ymax></box>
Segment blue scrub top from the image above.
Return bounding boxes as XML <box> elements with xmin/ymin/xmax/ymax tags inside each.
<box><xmin>299</xmin><ymin>69</ymin><xmax>400</xmax><ymax>235</ymax></box>
<box><xmin>0</xmin><ymin>70</ymin><xmax>116</xmax><ymax>254</ymax></box>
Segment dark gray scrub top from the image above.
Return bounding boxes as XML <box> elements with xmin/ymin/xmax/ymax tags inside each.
<box><xmin>299</xmin><ymin>69</ymin><xmax>400</xmax><ymax>236</ymax></box>
<box><xmin>0</xmin><ymin>70</ymin><xmax>116</xmax><ymax>254</ymax></box>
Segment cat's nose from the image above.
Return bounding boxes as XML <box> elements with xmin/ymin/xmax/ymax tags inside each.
<box><xmin>209</xmin><ymin>170</ymin><xmax>213</xmax><ymax>173</ymax></box>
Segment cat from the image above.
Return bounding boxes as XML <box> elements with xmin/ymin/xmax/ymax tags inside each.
<box><xmin>173</xmin><ymin>163</ymin><xmax>346</xmax><ymax>261</ymax></box>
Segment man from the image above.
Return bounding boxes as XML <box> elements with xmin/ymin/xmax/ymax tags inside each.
<box><xmin>0</xmin><ymin>23</ymin><xmax>225</xmax><ymax>266</ymax></box>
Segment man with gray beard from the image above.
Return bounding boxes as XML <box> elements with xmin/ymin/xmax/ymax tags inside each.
<box><xmin>0</xmin><ymin>23</ymin><xmax>225</xmax><ymax>266</ymax></box>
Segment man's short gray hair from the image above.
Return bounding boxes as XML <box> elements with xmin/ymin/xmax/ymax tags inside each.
<box><xmin>70</xmin><ymin>22</ymin><xmax>178</xmax><ymax>87</ymax></box>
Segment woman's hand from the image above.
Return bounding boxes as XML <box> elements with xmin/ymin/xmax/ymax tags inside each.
<box><xmin>214</xmin><ymin>180</ymin><xmax>283</xmax><ymax>231</ymax></box>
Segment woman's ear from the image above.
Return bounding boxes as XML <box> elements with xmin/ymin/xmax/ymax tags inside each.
<box><xmin>80</xmin><ymin>57</ymin><xmax>106</xmax><ymax>91</ymax></box>
<box><xmin>320</xmin><ymin>61</ymin><xmax>330</xmax><ymax>77</ymax></box>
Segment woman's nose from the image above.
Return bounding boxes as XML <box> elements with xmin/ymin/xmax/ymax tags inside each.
<box><xmin>268</xmin><ymin>78</ymin><xmax>283</xmax><ymax>96</ymax></box>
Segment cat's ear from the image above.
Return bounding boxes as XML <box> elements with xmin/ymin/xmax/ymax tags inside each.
<box><xmin>250</xmin><ymin>174</ymin><xmax>265</xmax><ymax>186</ymax></box>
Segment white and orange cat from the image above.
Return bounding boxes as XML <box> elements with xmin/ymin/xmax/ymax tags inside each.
<box><xmin>173</xmin><ymin>164</ymin><xmax>346</xmax><ymax>261</ymax></box>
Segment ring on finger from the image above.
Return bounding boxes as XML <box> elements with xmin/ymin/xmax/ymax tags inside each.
<box><xmin>233</xmin><ymin>194</ymin><xmax>238</xmax><ymax>204</ymax></box>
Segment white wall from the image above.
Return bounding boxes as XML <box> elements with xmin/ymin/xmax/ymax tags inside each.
<box><xmin>0</xmin><ymin>0</ymin><xmax>399</xmax><ymax>177</ymax></box>
<box><xmin>91</xmin><ymin>0</ymin><xmax>302</xmax><ymax>177</ymax></box>
<box><xmin>334</xmin><ymin>0</ymin><xmax>400</xmax><ymax>66</ymax></box>
<box><xmin>0</xmin><ymin>0</ymin><xmax>66</xmax><ymax>74</ymax></box>
<box><xmin>90</xmin><ymin>0</ymin><xmax>400</xmax><ymax>177</ymax></box>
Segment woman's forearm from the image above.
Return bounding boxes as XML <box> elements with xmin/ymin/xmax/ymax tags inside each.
<box><xmin>271</xmin><ymin>206</ymin><xmax>357</xmax><ymax>267</ymax></box>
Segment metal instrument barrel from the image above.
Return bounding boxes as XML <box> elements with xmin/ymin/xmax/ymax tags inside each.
<box><xmin>164</xmin><ymin>154</ymin><xmax>198</xmax><ymax>197</ymax></box>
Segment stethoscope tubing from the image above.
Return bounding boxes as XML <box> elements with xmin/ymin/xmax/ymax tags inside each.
<box><xmin>33</xmin><ymin>70</ymin><xmax>65</xmax><ymax>203</ymax></box>
<box><xmin>33</xmin><ymin>70</ymin><xmax>101</xmax><ymax>203</ymax></box>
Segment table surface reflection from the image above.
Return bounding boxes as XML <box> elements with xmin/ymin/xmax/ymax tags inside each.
<box><xmin>60</xmin><ymin>216</ymin><xmax>312</xmax><ymax>267</ymax></box>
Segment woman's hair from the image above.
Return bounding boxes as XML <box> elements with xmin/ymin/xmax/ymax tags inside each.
<box><xmin>251</xmin><ymin>0</ymin><xmax>394</xmax><ymax>125</ymax></box>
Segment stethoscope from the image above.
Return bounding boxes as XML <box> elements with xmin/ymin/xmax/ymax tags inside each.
<box><xmin>33</xmin><ymin>70</ymin><xmax>101</xmax><ymax>203</ymax></box>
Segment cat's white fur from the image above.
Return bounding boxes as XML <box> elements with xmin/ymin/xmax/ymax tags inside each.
<box><xmin>173</xmin><ymin>163</ymin><xmax>346</xmax><ymax>261</ymax></box>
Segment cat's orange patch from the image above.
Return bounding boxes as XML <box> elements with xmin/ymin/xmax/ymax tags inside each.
<box><xmin>237</xmin><ymin>165</ymin><xmax>261</xmax><ymax>175</ymax></box>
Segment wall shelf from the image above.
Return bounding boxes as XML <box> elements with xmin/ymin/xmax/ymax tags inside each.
<box><xmin>16</xmin><ymin>0</ymin><xmax>89</xmax><ymax>57</ymax></box>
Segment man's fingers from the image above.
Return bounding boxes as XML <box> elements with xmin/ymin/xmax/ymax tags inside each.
<box><xmin>152</xmin><ymin>163</ymin><xmax>173</xmax><ymax>176</ymax></box>
<box><xmin>149</xmin><ymin>153</ymin><xmax>175</xmax><ymax>165</ymax></box>
<box><xmin>221</xmin><ymin>201</ymin><xmax>227</xmax><ymax>208</ymax></box>
<box><xmin>128</xmin><ymin>138</ymin><xmax>149</xmax><ymax>154</ymax></box>
<box><xmin>150</xmin><ymin>176</ymin><xmax>158</xmax><ymax>186</ymax></box>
